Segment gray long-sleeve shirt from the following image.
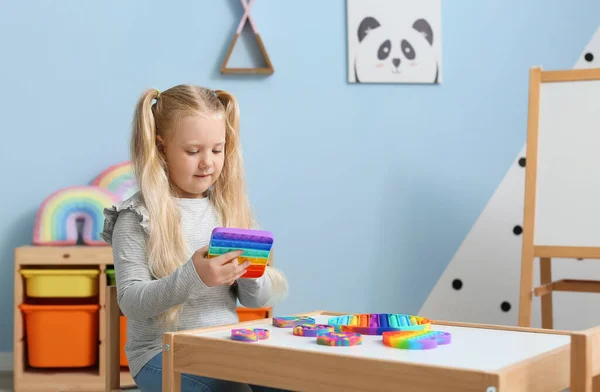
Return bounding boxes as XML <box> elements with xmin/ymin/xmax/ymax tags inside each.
<box><xmin>101</xmin><ymin>193</ymin><xmax>286</xmax><ymax>377</ymax></box>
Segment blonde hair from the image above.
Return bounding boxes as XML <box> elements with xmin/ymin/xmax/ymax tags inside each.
<box><xmin>131</xmin><ymin>85</ymin><xmax>255</xmax><ymax>328</ymax></box>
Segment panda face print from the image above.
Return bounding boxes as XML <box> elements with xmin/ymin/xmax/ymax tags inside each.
<box><xmin>354</xmin><ymin>17</ymin><xmax>438</xmax><ymax>83</ymax></box>
<box><xmin>374</xmin><ymin>38</ymin><xmax>416</xmax><ymax>72</ymax></box>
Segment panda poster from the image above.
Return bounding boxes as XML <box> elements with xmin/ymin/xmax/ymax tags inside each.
<box><xmin>347</xmin><ymin>0</ymin><xmax>442</xmax><ymax>84</ymax></box>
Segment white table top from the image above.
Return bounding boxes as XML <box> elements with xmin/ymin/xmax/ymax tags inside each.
<box><xmin>193</xmin><ymin>315</ymin><xmax>570</xmax><ymax>371</ymax></box>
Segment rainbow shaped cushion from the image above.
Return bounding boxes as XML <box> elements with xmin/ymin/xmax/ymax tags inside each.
<box><xmin>33</xmin><ymin>186</ymin><xmax>120</xmax><ymax>246</ymax></box>
<box><xmin>91</xmin><ymin>161</ymin><xmax>138</xmax><ymax>201</ymax></box>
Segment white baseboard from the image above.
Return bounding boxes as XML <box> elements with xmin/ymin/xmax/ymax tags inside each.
<box><xmin>0</xmin><ymin>353</ymin><xmax>12</xmax><ymax>372</ymax></box>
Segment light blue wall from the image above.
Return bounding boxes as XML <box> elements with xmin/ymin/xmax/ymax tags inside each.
<box><xmin>1</xmin><ymin>0</ymin><xmax>599</xmax><ymax>352</ymax></box>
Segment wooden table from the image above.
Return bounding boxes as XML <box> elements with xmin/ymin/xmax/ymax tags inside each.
<box><xmin>161</xmin><ymin>311</ymin><xmax>573</xmax><ymax>392</ymax></box>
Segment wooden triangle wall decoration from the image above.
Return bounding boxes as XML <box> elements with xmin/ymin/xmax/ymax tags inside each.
<box><xmin>221</xmin><ymin>0</ymin><xmax>274</xmax><ymax>75</ymax></box>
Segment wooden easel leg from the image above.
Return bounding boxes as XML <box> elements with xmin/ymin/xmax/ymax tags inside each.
<box><xmin>540</xmin><ymin>257</ymin><xmax>553</xmax><ymax>329</ymax></box>
<box><xmin>162</xmin><ymin>334</ymin><xmax>181</xmax><ymax>392</ymax></box>
<box><xmin>519</xmin><ymin>66</ymin><xmax>541</xmax><ymax>328</ymax></box>
<box><xmin>518</xmin><ymin>253</ymin><xmax>535</xmax><ymax>327</ymax></box>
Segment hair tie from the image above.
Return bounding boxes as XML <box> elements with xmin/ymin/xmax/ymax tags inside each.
<box><xmin>211</xmin><ymin>89</ymin><xmax>217</xmax><ymax>98</ymax></box>
<box><xmin>155</xmin><ymin>89</ymin><xmax>161</xmax><ymax>99</ymax></box>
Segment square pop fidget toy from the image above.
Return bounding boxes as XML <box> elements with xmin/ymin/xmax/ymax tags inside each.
<box><xmin>208</xmin><ymin>227</ymin><xmax>273</xmax><ymax>278</ymax></box>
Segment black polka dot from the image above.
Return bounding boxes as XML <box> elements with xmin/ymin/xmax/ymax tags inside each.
<box><xmin>501</xmin><ymin>301</ymin><xmax>511</xmax><ymax>312</ymax></box>
<box><xmin>452</xmin><ymin>279</ymin><xmax>463</xmax><ymax>290</ymax></box>
<box><xmin>585</xmin><ymin>52</ymin><xmax>594</xmax><ymax>62</ymax></box>
<box><xmin>513</xmin><ymin>225</ymin><xmax>523</xmax><ymax>235</ymax></box>
<box><xmin>518</xmin><ymin>157</ymin><xmax>526</xmax><ymax>167</ymax></box>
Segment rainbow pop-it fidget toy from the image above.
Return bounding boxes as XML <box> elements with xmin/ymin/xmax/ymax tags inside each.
<box><xmin>382</xmin><ymin>330</ymin><xmax>451</xmax><ymax>350</ymax></box>
<box><xmin>328</xmin><ymin>313</ymin><xmax>431</xmax><ymax>335</ymax></box>
<box><xmin>231</xmin><ymin>328</ymin><xmax>270</xmax><ymax>342</ymax></box>
<box><xmin>273</xmin><ymin>316</ymin><xmax>315</xmax><ymax>328</ymax></box>
<box><xmin>293</xmin><ymin>324</ymin><xmax>334</xmax><ymax>337</ymax></box>
<box><xmin>208</xmin><ymin>227</ymin><xmax>273</xmax><ymax>278</ymax></box>
<box><xmin>317</xmin><ymin>332</ymin><xmax>362</xmax><ymax>347</ymax></box>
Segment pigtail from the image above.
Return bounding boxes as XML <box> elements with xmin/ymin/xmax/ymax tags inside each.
<box><xmin>131</xmin><ymin>89</ymin><xmax>189</xmax><ymax>330</ymax></box>
<box><xmin>211</xmin><ymin>90</ymin><xmax>255</xmax><ymax>229</ymax></box>
<box><xmin>212</xmin><ymin>90</ymin><xmax>288</xmax><ymax>302</ymax></box>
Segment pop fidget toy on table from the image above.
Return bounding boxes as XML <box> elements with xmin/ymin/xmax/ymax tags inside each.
<box><xmin>293</xmin><ymin>324</ymin><xmax>334</xmax><ymax>337</ymax></box>
<box><xmin>231</xmin><ymin>328</ymin><xmax>270</xmax><ymax>342</ymax></box>
<box><xmin>272</xmin><ymin>316</ymin><xmax>315</xmax><ymax>328</ymax></box>
<box><xmin>382</xmin><ymin>330</ymin><xmax>451</xmax><ymax>350</ymax></box>
<box><xmin>328</xmin><ymin>313</ymin><xmax>431</xmax><ymax>335</ymax></box>
<box><xmin>317</xmin><ymin>332</ymin><xmax>362</xmax><ymax>346</ymax></box>
<box><xmin>208</xmin><ymin>227</ymin><xmax>273</xmax><ymax>278</ymax></box>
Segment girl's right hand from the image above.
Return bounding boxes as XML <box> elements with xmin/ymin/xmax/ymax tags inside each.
<box><xmin>192</xmin><ymin>246</ymin><xmax>250</xmax><ymax>287</ymax></box>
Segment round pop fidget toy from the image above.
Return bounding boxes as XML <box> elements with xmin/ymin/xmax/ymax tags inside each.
<box><xmin>231</xmin><ymin>328</ymin><xmax>270</xmax><ymax>342</ymax></box>
<box><xmin>273</xmin><ymin>316</ymin><xmax>315</xmax><ymax>328</ymax></box>
<box><xmin>328</xmin><ymin>313</ymin><xmax>431</xmax><ymax>335</ymax></box>
<box><xmin>292</xmin><ymin>324</ymin><xmax>334</xmax><ymax>337</ymax></box>
<box><xmin>382</xmin><ymin>330</ymin><xmax>451</xmax><ymax>350</ymax></box>
<box><xmin>317</xmin><ymin>331</ymin><xmax>362</xmax><ymax>347</ymax></box>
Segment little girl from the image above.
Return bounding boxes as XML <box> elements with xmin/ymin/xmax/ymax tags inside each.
<box><xmin>101</xmin><ymin>85</ymin><xmax>289</xmax><ymax>392</ymax></box>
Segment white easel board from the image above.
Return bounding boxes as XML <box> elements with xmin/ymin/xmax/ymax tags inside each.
<box><xmin>534</xmin><ymin>73</ymin><xmax>600</xmax><ymax>247</ymax></box>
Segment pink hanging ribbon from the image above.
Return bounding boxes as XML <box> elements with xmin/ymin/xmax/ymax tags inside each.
<box><xmin>236</xmin><ymin>0</ymin><xmax>258</xmax><ymax>34</ymax></box>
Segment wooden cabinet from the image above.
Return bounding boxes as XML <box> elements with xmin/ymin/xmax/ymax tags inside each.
<box><xmin>13</xmin><ymin>246</ymin><xmax>271</xmax><ymax>391</ymax></box>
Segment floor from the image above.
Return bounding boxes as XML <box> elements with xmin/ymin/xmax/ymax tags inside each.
<box><xmin>0</xmin><ymin>371</ymin><xmax>141</xmax><ymax>392</ymax></box>
<box><xmin>0</xmin><ymin>373</ymin><xmax>10</xmax><ymax>392</ymax></box>
<box><xmin>0</xmin><ymin>371</ymin><xmax>574</xmax><ymax>391</ymax></box>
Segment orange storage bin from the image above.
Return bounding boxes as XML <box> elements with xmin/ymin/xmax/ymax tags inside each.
<box><xmin>19</xmin><ymin>304</ymin><xmax>99</xmax><ymax>368</ymax></box>
<box><xmin>236</xmin><ymin>307</ymin><xmax>270</xmax><ymax>322</ymax></box>
<box><xmin>120</xmin><ymin>315</ymin><xmax>128</xmax><ymax>366</ymax></box>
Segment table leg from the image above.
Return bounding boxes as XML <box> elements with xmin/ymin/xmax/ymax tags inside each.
<box><xmin>162</xmin><ymin>334</ymin><xmax>181</xmax><ymax>392</ymax></box>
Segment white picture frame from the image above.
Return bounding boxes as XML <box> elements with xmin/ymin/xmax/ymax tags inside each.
<box><xmin>347</xmin><ymin>0</ymin><xmax>442</xmax><ymax>84</ymax></box>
